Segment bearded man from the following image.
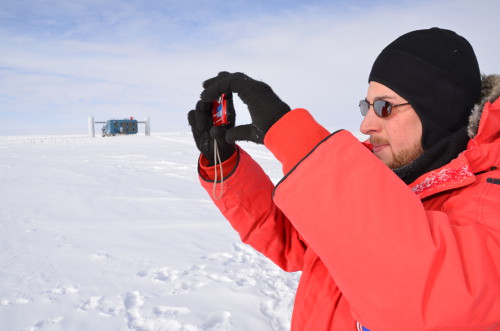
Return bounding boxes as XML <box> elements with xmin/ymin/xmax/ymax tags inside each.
<box><xmin>188</xmin><ymin>27</ymin><xmax>500</xmax><ymax>330</ymax></box>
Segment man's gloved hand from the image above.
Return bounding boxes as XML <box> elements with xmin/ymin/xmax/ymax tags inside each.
<box><xmin>201</xmin><ymin>72</ymin><xmax>291</xmax><ymax>144</ymax></box>
<box><xmin>188</xmin><ymin>94</ymin><xmax>236</xmax><ymax>166</ymax></box>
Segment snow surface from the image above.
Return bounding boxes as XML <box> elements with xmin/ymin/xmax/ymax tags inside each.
<box><xmin>0</xmin><ymin>133</ymin><xmax>299</xmax><ymax>331</ymax></box>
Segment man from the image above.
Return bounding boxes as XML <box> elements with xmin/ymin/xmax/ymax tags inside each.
<box><xmin>188</xmin><ymin>28</ymin><xmax>500</xmax><ymax>330</ymax></box>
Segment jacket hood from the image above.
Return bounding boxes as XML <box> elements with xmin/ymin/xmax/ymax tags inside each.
<box><xmin>467</xmin><ymin>74</ymin><xmax>500</xmax><ymax>138</ymax></box>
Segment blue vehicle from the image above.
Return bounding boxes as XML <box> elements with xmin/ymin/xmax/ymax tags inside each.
<box><xmin>102</xmin><ymin>118</ymin><xmax>138</xmax><ymax>136</ymax></box>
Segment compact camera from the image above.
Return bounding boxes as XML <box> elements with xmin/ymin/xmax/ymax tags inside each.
<box><xmin>212</xmin><ymin>94</ymin><xmax>229</xmax><ymax>126</ymax></box>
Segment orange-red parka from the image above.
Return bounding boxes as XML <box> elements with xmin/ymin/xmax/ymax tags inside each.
<box><xmin>198</xmin><ymin>75</ymin><xmax>500</xmax><ymax>330</ymax></box>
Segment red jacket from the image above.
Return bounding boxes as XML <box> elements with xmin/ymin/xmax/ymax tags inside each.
<box><xmin>198</xmin><ymin>75</ymin><xmax>500</xmax><ymax>330</ymax></box>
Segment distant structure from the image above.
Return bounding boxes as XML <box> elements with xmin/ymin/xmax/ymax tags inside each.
<box><xmin>88</xmin><ymin>117</ymin><xmax>151</xmax><ymax>137</ymax></box>
<box><xmin>102</xmin><ymin>118</ymin><xmax>138</xmax><ymax>137</ymax></box>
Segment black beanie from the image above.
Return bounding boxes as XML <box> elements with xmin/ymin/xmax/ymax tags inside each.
<box><xmin>368</xmin><ymin>27</ymin><xmax>481</xmax><ymax>150</ymax></box>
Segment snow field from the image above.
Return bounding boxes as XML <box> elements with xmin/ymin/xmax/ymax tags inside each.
<box><xmin>0</xmin><ymin>133</ymin><xmax>299</xmax><ymax>330</ymax></box>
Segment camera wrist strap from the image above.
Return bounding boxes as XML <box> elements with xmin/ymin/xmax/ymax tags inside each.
<box><xmin>212</xmin><ymin>139</ymin><xmax>224</xmax><ymax>199</ymax></box>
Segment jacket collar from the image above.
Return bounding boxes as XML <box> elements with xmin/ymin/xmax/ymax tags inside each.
<box><xmin>409</xmin><ymin>153</ymin><xmax>475</xmax><ymax>199</ymax></box>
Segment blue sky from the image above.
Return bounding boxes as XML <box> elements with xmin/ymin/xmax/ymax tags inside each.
<box><xmin>1</xmin><ymin>0</ymin><xmax>499</xmax><ymax>135</ymax></box>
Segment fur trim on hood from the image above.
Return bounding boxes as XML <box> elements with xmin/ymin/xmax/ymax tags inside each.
<box><xmin>467</xmin><ymin>74</ymin><xmax>500</xmax><ymax>138</ymax></box>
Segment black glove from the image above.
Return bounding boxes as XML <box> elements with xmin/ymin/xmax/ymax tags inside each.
<box><xmin>188</xmin><ymin>95</ymin><xmax>236</xmax><ymax>166</ymax></box>
<box><xmin>201</xmin><ymin>72</ymin><xmax>291</xmax><ymax>144</ymax></box>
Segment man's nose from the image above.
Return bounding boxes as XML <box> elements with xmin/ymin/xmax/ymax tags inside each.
<box><xmin>359</xmin><ymin>107</ymin><xmax>381</xmax><ymax>135</ymax></box>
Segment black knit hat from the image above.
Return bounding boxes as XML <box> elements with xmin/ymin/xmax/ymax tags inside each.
<box><xmin>368</xmin><ymin>27</ymin><xmax>481</xmax><ymax>150</ymax></box>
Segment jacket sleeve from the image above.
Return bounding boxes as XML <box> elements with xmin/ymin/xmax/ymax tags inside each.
<box><xmin>268</xmin><ymin>111</ymin><xmax>500</xmax><ymax>330</ymax></box>
<box><xmin>199</xmin><ymin>146</ymin><xmax>307</xmax><ymax>272</ymax></box>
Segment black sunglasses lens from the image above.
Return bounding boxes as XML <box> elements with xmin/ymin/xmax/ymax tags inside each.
<box><xmin>359</xmin><ymin>100</ymin><xmax>369</xmax><ymax>115</ymax></box>
<box><xmin>373</xmin><ymin>100</ymin><xmax>392</xmax><ymax>117</ymax></box>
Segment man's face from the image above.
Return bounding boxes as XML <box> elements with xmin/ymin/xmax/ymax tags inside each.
<box><xmin>360</xmin><ymin>81</ymin><xmax>423</xmax><ymax>169</ymax></box>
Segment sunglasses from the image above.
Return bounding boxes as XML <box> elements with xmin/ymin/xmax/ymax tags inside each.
<box><xmin>359</xmin><ymin>99</ymin><xmax>410</xmax><ymax>117</ymax></box>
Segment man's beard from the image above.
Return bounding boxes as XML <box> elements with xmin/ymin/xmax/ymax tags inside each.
<box><xmin>371</xmin><ymin>137</ymin><xmax>424</xmax><ymax>169</ymax></box>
